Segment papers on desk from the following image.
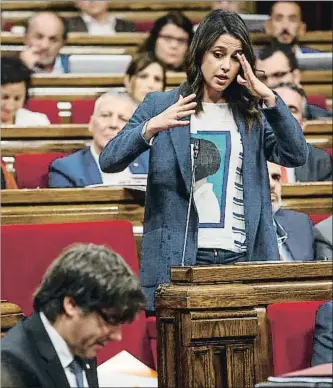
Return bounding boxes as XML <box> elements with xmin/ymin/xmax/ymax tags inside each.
<box><xmin>86</xmin><ymin>175</ymin><xmax>147</xmax><ymax>191</ymax></box>
<box><xmin>97</xmin><ymin>350</ymin><xmax>158</xmax><ymax>387</ymax></box>
<box><xmin>267</xmin><ymin>363</ymin><xmax>333</xmax><ymax>384</ymax></box>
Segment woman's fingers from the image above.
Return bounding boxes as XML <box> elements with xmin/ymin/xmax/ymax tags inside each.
<box><xmin>177</xmin><ymin>93</ymin><xmax>196</xmax><ymax>106</ymax></box>
<box><xmin>178</xmin><ymin>101</ymin><xmax>197</xmax><ymax>112</ymax></box>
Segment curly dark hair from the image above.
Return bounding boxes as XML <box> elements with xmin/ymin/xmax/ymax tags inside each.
<box><xmin>33</xmin><ymin>243</ymin><xmax>146</xmax><ymax>324</ymax></box>
<box><xmin>182</xmin><ymin>9</ymin><xmax>262</xmax><ymax>130</ymax></box>
<box><xmin>1</xmin><ymin>57</ymin><xmax>32</xmax><ymax>103</ymax></box>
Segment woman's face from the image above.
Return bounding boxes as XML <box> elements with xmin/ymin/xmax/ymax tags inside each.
<box><xmin>201</xmin><ymin>34</ymin><xmax>243</xmax><ymax>103</ymax></box>
<box><xmin>1</xmin><ymin>82</ymin><xmax>26</xmax><ymax>124</ymax></box>
<box><xmin>155</xmin><ymin>23</ymin><xmax>190</xmax><ymax>68</ymax></box>
<box><xmin>128</xmin><ymin>62</ymin><xmax>164</xmax><ymax>104</ymax></box>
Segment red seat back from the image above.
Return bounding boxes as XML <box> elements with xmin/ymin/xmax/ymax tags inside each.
<box><xmin>26</xmin><ymin>99</ymin><xmax>60</xmax><ymax>124</ymax></box>
<box><xmin>325</xmin><ymin>148</ymin><xmax>332</xmax><ymax>159</ymax></box>
<box><xmin>1</xmin><ymin>221</ymin><xmax>154</xmax><ymax>367</ymax></box>
<box><xmin>307</xmin><ymin>95</ymin><xmax>328</xmax><ymax>110</ymax></box>
<box><xmin>267</xmin><ymin>300</ymin><xmax>327</xmax><ymax>376</ymax></box>
<box><xmin>71</xmin><ymin>99</ymin><xmax>95</xmax><ymax>123</ymax></box>
<box><xmin>14</xmin><ymin>153</ymin><xmax>68</xmax><ymax>188</ymax></box>
<box><xmin>309</xmin><ymin>214</ymin><xmax>330</xmax><ymax>225</ymax></box>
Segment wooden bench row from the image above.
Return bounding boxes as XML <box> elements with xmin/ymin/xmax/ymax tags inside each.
<box><xmin>1</xmin><ymin>121</ymin><xmax>332</xmax><ymax>156</ymax></box>
<box><xmin>1</xmin><ymin>183</ymin><xmax>331</xmax><ymax>227</ymax></box>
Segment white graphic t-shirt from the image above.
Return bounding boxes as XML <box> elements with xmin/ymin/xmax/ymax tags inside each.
<box><xmin>190</xmin><ymin>102</ymin><xmax>246</xmax><ymax>253</ymax></box>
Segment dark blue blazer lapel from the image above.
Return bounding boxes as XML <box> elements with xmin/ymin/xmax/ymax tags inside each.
<box><xmin>169</xmin><ymin>123</ymin><xmax>192</xmax><ymax>194</ymax></box>
<box><xmin>82</xmin><ymin>147</ymin><xmax>103</xmax><ymax>185</ymax></box>
<box><xmin>233</xmin><ymin>111</ymin><xmax>261</xmax><ymax>257</ymax></box>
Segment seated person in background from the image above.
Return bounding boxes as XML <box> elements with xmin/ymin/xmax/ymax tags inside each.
<box><xmin>268</xmin><ymin>161</ymin><xmax>315</xmax><ymax>261</ymax></box>
<box><xmin>314</xmin><ymin>216</ymin><xmax>333</xmax><ymax>260</ymax></box>
<box><xmin>138</xmin><ymin>12</ymin><xmax>194</xmax><ymax>72</ymax></box>
<box><xmin>273</xmin><ymin>82</ymin><xmax>332</xmax><ymax>182</ymax></box>
<box><xmin>257</xmin><ymin>44</ymin><xmax>332</xmax><ymax>119</ymax></box>
<box><xmin>1</xmin><ymin>160</ymin><xmax>18</xmax><ymax>189</ymax></box>
<box><xmin>124</xmin><ymin>52</ymin><xmax>166</xmax><ymax>107</ymax></box>
<box><xmin>311</xmin><ymin>300</ymin><xmax>333</xmax><ymax>366</ymax></box>
<box><xmin>68</xmin><ymin>1</ymin><xmax>135</xmax><ymax>34</ymax></box>
<box><xmin>211</xmin><ymin>1</ymin><xmax>241</xmax><ymax>12</ymax></box>
<box><xmin>19</xmin><ymin>12</ymin><xmax>69</xmax><ymax>73</ymax></box>
<box><xmin>1</xmin><ymin>243</ymin><xmax>145</xmax><ymax>387</ymax></box>
<box><xmin>264</xmin><ymin>1</ymin><xmax>320</xmax><ymax>54</ymax></box>
<box><xmin>1</xmin><ymin>57</ymin><xmax>50</xmax><ymax>125</ymax></box>
<box><xmin>49</xmin><ymin>92</ymin><xmax>149</xmax><ymax>188</ymax></box>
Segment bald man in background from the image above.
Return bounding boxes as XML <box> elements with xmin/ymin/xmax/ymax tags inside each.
<box><xmin>20</xmin><ymin>12</ymin><xmax>69</xmax><ymax>73</ymax></box>
<box><xmin>49</xmin><ymin>92</ymin><xmax>149</xmax><ymax>187</ymax></box>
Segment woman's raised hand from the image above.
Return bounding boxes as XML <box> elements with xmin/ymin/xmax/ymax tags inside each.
<box><xmin>236</xmin><ymin>53</ymin><xmax>276</xmax><ymax>107</ymax></box>
<box><xmin>144</xmin><ymin>93</ymin><xmax>197</xmax><ymax>140</ymax></box>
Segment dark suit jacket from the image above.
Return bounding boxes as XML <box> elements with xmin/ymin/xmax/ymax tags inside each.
<box><xmin>67</xmin><ymin>15</ymin><xmax>135</xmax><ymax>33</ymax></box>
<box><xmin>48</xmin><ymin>146</ymin><xmax>149</xmax><ymax>188</ymax></box>
<box><xmin>306</xmin><ymin>104</ymin><xmax>333</xmax><ymax>120</ymax></box>
<box><xmin>274</xmin><ymin>208</ymin><xmax>314</xmax><ymax>261</ymax></box>
<box><xmin>311</xmin><ymin>300</ymin><xmax>333</xmax><ymax>366</ymax></box>
<box><xmin>1</xmin><ymin>313</ymin><xmax>99</xmax><ymax>388</ymax></box>
<box><xmin>295</xmin><ymin>144</ymin><xmax>332</xmax><ymax>182</ymax></box>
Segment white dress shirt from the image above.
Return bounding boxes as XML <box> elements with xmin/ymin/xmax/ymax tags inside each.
<box><xmin>81</xmin><ymin>13</ymin><xmax>116</xmax><ymax>35</ymax></box>
<box><xmin>40</xmin><ymin>312</ymin><xmax>89</xmax><ymax>387</ymax></box>
<box><xmin>15</xmin><ymin>108</ymin><xmax>50</xmax><ymax>126</ymax></box>
<box><xmin>90</xmin><ymin>145</ymin><xmax>132</xmax><ymax>185</ymax></box>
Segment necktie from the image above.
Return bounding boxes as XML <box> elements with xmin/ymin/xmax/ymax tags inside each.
<box><xmin>68</xmin><ymin>358</ymin><xmax>84</xmax><ymax>388</ymax></box>
<box><xmin>280</xmin><ymin>166</ymin><xmax>288</xmax><ymax>183</ymax></box>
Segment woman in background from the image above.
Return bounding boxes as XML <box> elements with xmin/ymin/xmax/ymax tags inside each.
<box><xmin>1</xmin><ymin>57</ymin><xmax>50</xmax><ymax>125</ymax></box>
<box><xmin>124</xmin><ymin>53</ymin><xmax>166</xmax><ymax>106</ymax></box>
<box><xmin>138</xmin><ymin>12</ymin><xmax>193</xmax><ymax>72</ymax></box>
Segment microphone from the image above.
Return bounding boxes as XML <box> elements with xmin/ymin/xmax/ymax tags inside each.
<box><xmin>181</xmin><ymin>139</ymin><xmax>200</xmax><ymax>266</ymax></box>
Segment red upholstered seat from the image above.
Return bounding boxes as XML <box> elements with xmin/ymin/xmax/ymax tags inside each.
<box><xmin>307</xmin><ymin>95</ymin><xmax>328</xmax><ymax>110</ymax></box>
<box><xmin>1</xmin><ymin>220</ymin><xmax>154</xmax><ymax>368</ymax></box>
<box><xmin>325</xmin><ymin>148</ymin><xmax>332</xmax><ymax>159</ymax></box>
<box><xmin>267</xmin><ymin>300</ymin><xmax>327</xmax><ymax>376</ymax></box>
<box><xmin>309</xmin><ymin>214</ymin><xmax>330</xmax><ymax>225</ymax></box>
<box><xmin>14</xmin><ymin>152</ymin><xmax>68</xmax><ymax>188</ymax></box>
<box><xmin>26</xmin><ymin>99</ymin><xmax>60</xmax><ymax>124</ymax></box>
<box><xmin>71</xmin><ymin>99</ymin><xmax>95</xmax><ymax>123</ymax></box>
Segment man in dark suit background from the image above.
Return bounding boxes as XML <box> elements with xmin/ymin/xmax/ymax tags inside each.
<box><xmin>273</xmin><ymin>82</ymin><xmax>332</xmax><ymax>182</ymax></box>
<box><xmin>49</xmin><ymin>92</ymin><xmax>149</xmax><ymax>188</ymax></box>
<box><xmin>67</xmin><ymin>1</ymin><xmax>135</xmax><ymax>34</ymax></box>
<box><xmin>1</xmin><ymin>243</ymin><xmax>145</xmax><ymax>388</ymax></box>
<box><xmin>312</xmin><ymin>300</ymin><xmax>333</xmax><ymax>366</ymax></box>
<box><xmin>268</xmin><ymin>161</ymin><xmax>315</xmax><ymax>261</ymax></box>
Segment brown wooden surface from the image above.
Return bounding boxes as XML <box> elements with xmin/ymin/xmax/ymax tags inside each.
<box><xmin>155</xmin><ymin>263</ymin><xmax>332</xmax><ymax>388</ymax></box>
<box><xmin>1</xmin><ymin>141</ymin><xmax>88</xmax><ymax>156</ymax></box>
<box><xmin>1</xmin><ymin>300</ymin><xmax>24</xmax><ymax>336</ymax></box>
<box><xmin>1</xmin><ymin>124</ymin><xmax>91</xmax><ymax>139</ymax></box>
<box><xmin>303</xmin><ymin>120</ymin><xmax>332</xmax><ymax>134</ymax></box>
<box><xmin>28</xmin><ymin>70</ymin><xmax>332</xmax><ymax>88</ymax></box>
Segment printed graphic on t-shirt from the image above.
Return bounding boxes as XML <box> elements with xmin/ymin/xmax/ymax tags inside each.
<box><xmin>191</xmin><ymin>131</ymin><xmax>231</xmax><ymax>228</ymax></box>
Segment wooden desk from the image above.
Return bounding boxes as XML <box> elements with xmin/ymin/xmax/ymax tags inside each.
<box><xmin>155</xmin><ymin>262</ymin><xmax>332</xmax><ymax>388</ymax></box>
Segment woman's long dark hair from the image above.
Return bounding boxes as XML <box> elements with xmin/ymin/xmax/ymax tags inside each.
<box><xmin>138</xmin><ymin>11</ymin><xmax>194</xmax><ymax>71</ymax></box>
<box><xmin>184</xmin><ymin>9</ymin><xmax>261</xmax><ymax>129</ymax></box>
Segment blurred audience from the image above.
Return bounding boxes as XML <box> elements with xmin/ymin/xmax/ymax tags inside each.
<box><xmin>311</xmin><ymin>300</ymin><xmax>333</xmax><ymax>366</ymax></box>
<box><xmin>273</xmin><ymin>82</ymin><xmax>332</xmax><ymax>182</ymax></box>
<box><xmin>138</xmin><ymin>12</ymin><xmax>193</xmax><ymax>72</ymax></box>
<box><xmin>68</xmin><ymin>1</ymin><xmax>135</xmax><ymax>34</ymax></box>
<box><xmin>49</xmin><ymin>92</ymin><xmax>148</xmax><ymax>188</ymax></box>
<box><xmin>1</xmin><ymin>57</ymin><xmax>50</xmax><ymax>125</ymax></box>
<box><xmin>314</xmin><ymin>216</ymin><xmax>333</xmax><ymax>260</ymax></box>
<box><xmin>264</xmin><ymin>1</ymin><xmax>320</xmax><ymax>54</ymax></box>
<box><xmin>257</xmin><ymin>44</ymin><xmax>332</xmax><ymax>119</ymax></box>
<box><xmin>1</xmin><ymin>160</ymin><xmax>18</xmax><ymax>190</ymax></box>
<box><xmin>1</xmin><ymin>243</ymin><xmax>145</xmax><ymax>387</ymax></box>
<box><xmin>211</xmin><ymin>1</ymin><xmax>241</xmax><ymax>12</ymax></box>
<box><xmin>20</xmin><ymin>12</ymin><xmax>69</xmax><ymax>73</ymax></box>
<box><xmin>268</xmin><ymin>161</ymin><xmax>315</xmax><ymax>261</ymax></box>
<box><xmin>124</xmin><ymin>53</ymin><xmax>166</xmax><ymax>106</ymax></box>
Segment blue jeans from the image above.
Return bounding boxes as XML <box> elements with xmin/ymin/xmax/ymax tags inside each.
<box><xmin>196</xmin><ymin>248</ymin><xmax>246</xmax><ymax>265</ymax></box>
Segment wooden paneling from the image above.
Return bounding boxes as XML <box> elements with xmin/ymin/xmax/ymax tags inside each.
<box><xmin>156</xmin><ymin>263</ymin><xmax>332</xmax><ymax>387</ymax></box>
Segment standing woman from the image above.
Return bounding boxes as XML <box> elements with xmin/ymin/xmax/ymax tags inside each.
<box><xmin>124</xmin><ymin>53</ymin><xmax>166</xmax><ymax>107</ymax></box>
<box><xmin>138</xmin><ymin>11</ymin><xmax>194</xmax><ymax>72</ymax></box>
<box><xmin>100</xmin><ymin>10</ymin><xmax>308</xmax><ymax>312</ymax></box>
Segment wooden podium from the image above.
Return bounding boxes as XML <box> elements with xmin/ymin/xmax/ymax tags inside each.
<box><xmin>155</xmin><ymin>262</ymin><xmax>332</xmax><ymax>388</ymax></box>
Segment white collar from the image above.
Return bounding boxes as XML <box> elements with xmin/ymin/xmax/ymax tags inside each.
<box><xmin>81</xmin><ymin>12</ymin><xmax>116</xmax><ymax>26</ymax></box>
<box><xmin>40</xmin><ymin>312</ymin><xmax>74</xmax><ymax>369</ymax></box>
<box><xmin>90</xmin><ymin>144</ymin><xmax>102</xmax><ymax>173</ymax></box>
